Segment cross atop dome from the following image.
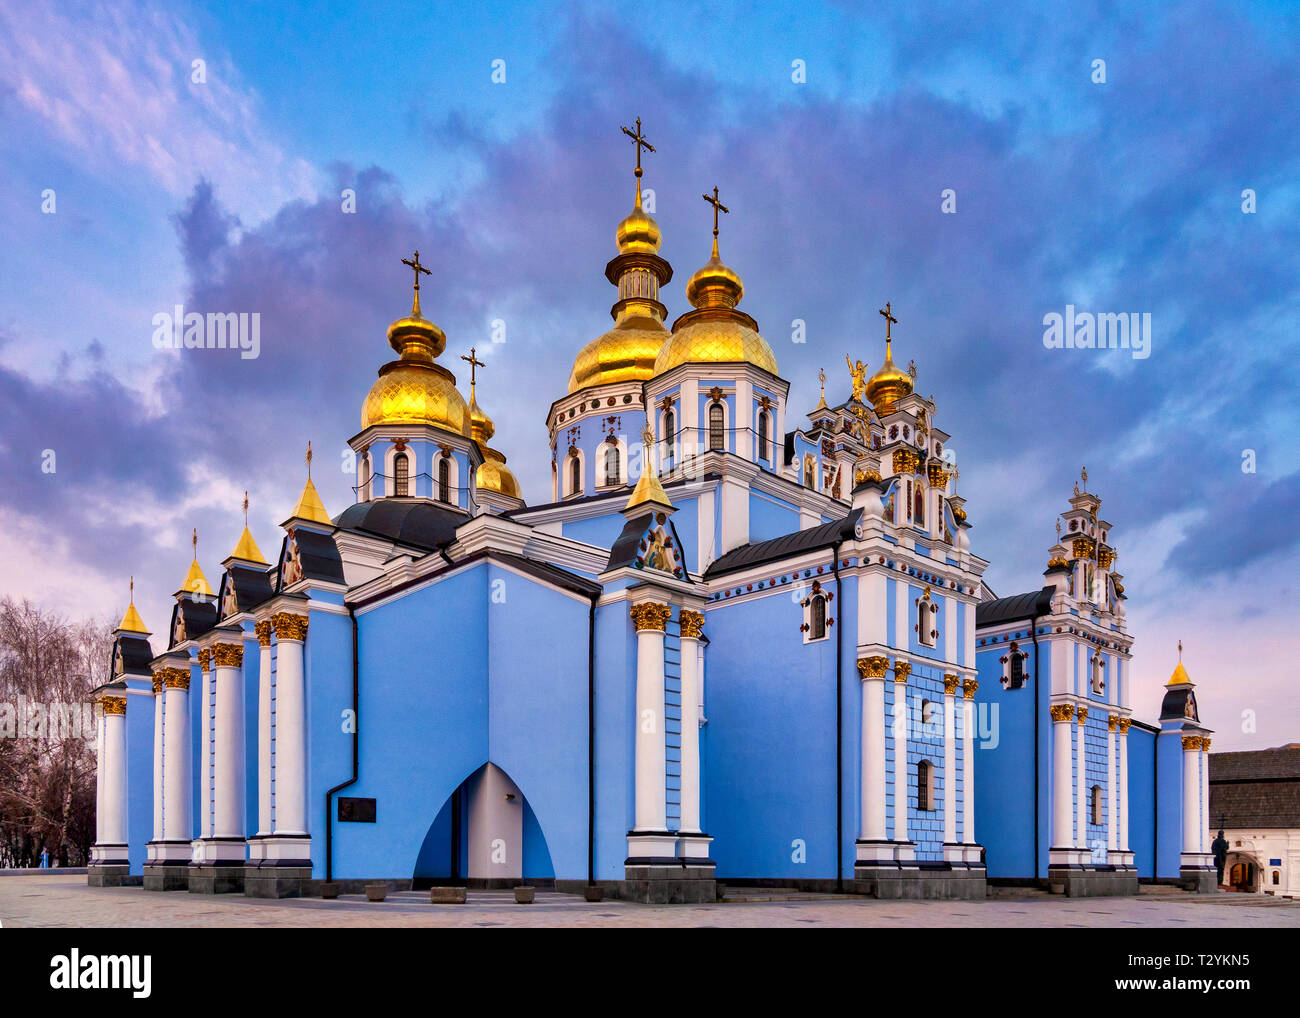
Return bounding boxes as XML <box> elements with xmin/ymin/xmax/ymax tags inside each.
<box><xmin>402</xmin><ymin>250</ymin><xmax>432</xmax><ymax>317</ymax></box>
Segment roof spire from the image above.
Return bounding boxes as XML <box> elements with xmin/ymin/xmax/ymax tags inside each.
<box><xmin>229</xmin><ymin>489</ymin><xmax>267</xmax><ymax>564</ymax></box>
<box><xmin>702</xmin><ymin>185</ymin><xmax>729</xmax><ymax>259</ymax></box>
<box><xmin>288</xmin><ymin>441</ymin><xmax>332</xmax><ymax>527</ymax></box>
<box><xmin>621</xmin><ymin>116</ymin><xmax>654</xmax><ymax>208</ymax></box>
<box><xmin>625</xmin><ymin>418</ymin><xmax>673</xmax><ymax>513</ymax></box>
<box><xmin>117</xmin><ymin>575</ymin><xmax>149</xmax><ymax>633</ymax></box>
<box><xmin>179</xmin><ymin>528</ymin><xmax>214</xmax><ymax>598</ymax></box>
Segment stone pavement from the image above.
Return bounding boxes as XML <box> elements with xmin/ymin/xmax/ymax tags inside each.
<box><xmin>2</xmin><ymin>875</ymin><xmax>1298</xmax><ymax>927</ymax></box>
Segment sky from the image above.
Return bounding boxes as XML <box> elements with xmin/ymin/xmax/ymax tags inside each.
<box><xmin>1</xmin><ymin>0</ymin><xmax>1297</xmax><ymax>749</ymax></box>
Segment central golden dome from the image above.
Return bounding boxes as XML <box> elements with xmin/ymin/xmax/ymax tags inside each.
<box><xmin>361</xmin><ymin>361</ymin><xmax>471</xmax><ymax>435</ymax></box>
<box><xmin>568</xmin><ymin>316</ymin><xmax>670</xmax><ymax>393</ymax></box>
<box><xmin>865</xmin><ymin>343</ymin><xmax>913</xmax><ymax>416</ymax></box>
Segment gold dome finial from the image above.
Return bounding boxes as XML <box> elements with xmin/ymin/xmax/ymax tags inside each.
<box><xmin>118</xmin><ymin>576</ymin><xmax>149</xmax><ymax>634</ymax></box>
<box><xmin>288</xmin><ymin>442</ymin><xmax>332</xmax><ymax>526</ymax></box>
<box><xmin>402</xmin><ymin>249</ymin><xmax>432</xmax><ymax>318</ymax></box>
<box><xmin>865</xmin><ymin>301</ymin><xmax>914</xmax><ymax>416</ymax></box>
<box><xmin>461</xmin><ymin>347</ymin><xmax>494</xmax><ymax>444</ymax></box>
<box><xmin>1168</xmin><ymin>642</ymin><xmax>1191</xmax><ymax>686</ymax></box>
<box><xmin>385</xmin><ymin>250</ymin><xmax>448</xmax><ymax>363</ymax></box>
<box><xmin>685</xmin><ymin>186</ymin><xmax>743</xmax><ymax>310</ymax></box>
<box><xmin>229</xmin><ymin>490</ymin><xmax>267</xmax><ymax>563</ymax></box>
<box><xmin>616</xmin><ymin>117</ymin><xmax>662</xmax><ymax>255</ymax></box>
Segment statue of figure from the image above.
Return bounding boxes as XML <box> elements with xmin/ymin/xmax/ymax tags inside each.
<box><xmin>845</xmin><ymin>355</ymin><xmax>868</xmax><ymax>402</ymax></box>
<box><xmin>1212</xmin><ymin>830</ymin><xmax>1229</xmax><ymax>886</ymax></box>
<box><xmin>646</xmin><ymin>526</ymin><xmax>674</xmax><ymax>572</ymax></box>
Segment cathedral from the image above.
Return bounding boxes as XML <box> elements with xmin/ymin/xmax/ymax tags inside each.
<box><xmin>87</xmin><ymin>122</ymin><xmax>1216</xmax><ymax>902</ymax></box>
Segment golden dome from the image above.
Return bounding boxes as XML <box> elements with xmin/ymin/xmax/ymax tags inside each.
<box><xmin>361</xmin><ymin>361</ymin><xmax>471</xmax><ymax>435</ymax></box>
<box><xmin>616</xmin><ymin>200</ymin><xmax>662</xmax><ymax>255</ymax></box>
<box><xmin>476</xmin><ymin>448</ymin><xmax>521</xmax><ymax>498</ymax></box>
<box><xmin>469</xmin><ymin>392</ymin><xmax>494</xmax><ymax>444</ymax></box>
<box><xmin>685</xmin><ymin>244</ymin><xmax>743</xmax><ymax>309</ymax></box>
<box><xmin>865</xmin><ymin>343</ymin><xmax>913</xmax><ymax>416</ymax></box>
<box><xmin>654</xmin><ymin>318</ymin><xmax>778</xmax><ymax>375</ymax></box>
<box><xmin>569</xmin><ymin>317</ymin><xmax>670</xmax><ymax>393</ymax></box>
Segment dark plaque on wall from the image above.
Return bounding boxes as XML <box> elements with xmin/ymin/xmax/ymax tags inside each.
<box><xmin>337</xmin><ymin>797</ymin><xmax>377</xmax><ymax>823</ymax></box>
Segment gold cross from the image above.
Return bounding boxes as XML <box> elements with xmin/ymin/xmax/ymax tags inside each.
<box><xmin>702</xmin><ymin>186</ymin><xmax>729</xmax><ymax>239</ymax></box>
<box><xmin>879</xmin><ymin>301</ymin><xmax>898</xmax><ymax>341</ymax></box>
<box><xmin>402</xmin><ymin>250</ymin><xmax>431</xmax><ymax>292</ymax></box>
<box><xmin>621</xmin><ymin>117</ymin><xmax>654</xmax><ymax>178</ymax></box>
<box><xmin>460</xmin><ymin>346</ymin><xmax>485</xmax><ymax>396</ymax></box>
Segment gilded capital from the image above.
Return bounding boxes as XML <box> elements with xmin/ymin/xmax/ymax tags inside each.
<box><xmin>151</xmin><ymin>672</ymin><xmax>164</xmax><ymax>694</ymax></box>
<box><xmin>679</xmin><ymin>610</ymin><xmax>705</xmax><ymax>640</ymax></box>
<box><xmin>272</xmin><ymin>611</ymin><xmax>310</xmax><ymax>642</ymax></box>
<box><xmin>161</xmin><ymin>667</ymin><xmax>190</xmax><ymax>691</ymax></box>
<box><xmin>212</xmin><ymin>642</ymin><xmax>244</xmax><ymax>668</ymax></box>
<box><xmin>101</xmin><ymin>695</ymin><xmax>127</xmax><ymax>716</ymax></box>
<box><xmin>629</xmin><ymin>602</ymin><xmax>672</xmax><ymax>632</ymax></box>
<box><xmin>1201</xmin><ymin>737</ymin><xmax>1211</xmax><ymax>752</ymax></box>
<box><xmin>962</xmin><ymin>678</ymin><xmax>979</xmax><ymax>700</ymax></box>
<box><xmin>1050</xmin><ymin>703</ymin><xmax>1075</xmax><ymax>723</ymax></box>
<box><xmin>197</xmin><ymin>647</ymin><xmax>211</xmax><ymax>672</ymax></box>
<box><xmin>943</xmin><ymin>674</ymin><xmax>960</xmax><ymax>696</ymax></box>
<box><xmin>1182</xmin><ymin>735</ymin><xmax>1202</xmax><ymax>751</ymax></box>
<box><xmin>1107</xmin><ymin>713</ymin><xmax>1118</xmax><ymax>732</ymax></box>
<box><xmin>254</xmin><ymin>618</ymin><xmax>273</xmax><ymax>647</ymax></box>
<box><xmin>893</xmin><ymin>661</ymin><xmax>912</xmax><ymax>683</ymax></box>
<box><xmin>857</xmin><ymin>656</ymin><xmax>889</xmax><ymax>680</ymax></box>
<box><xmin>1117</xmin><ymin>717</ymin><xmax>1132</xmax><ymax>734</ymax></box>
<box><xmin>1076</xmin><ymin>705</ymin><xmax>1089</xmax><ymax>725</ymax></box>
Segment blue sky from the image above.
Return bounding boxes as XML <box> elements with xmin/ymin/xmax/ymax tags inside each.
<box><xmin>2</xmin><ymin>0</ymin><xmax>1298</xmax><ymax>747</ymax></box>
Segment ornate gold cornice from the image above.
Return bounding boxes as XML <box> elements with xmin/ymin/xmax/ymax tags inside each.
<box><xmin>943</xmin><ymin>674</ymin><xmax>961</xmax><ymax>696</ymax></box>
<box><xmin>101</xmin><ymin>695</ymin><xmax>127</xmax><ymax>716</ymax></box>
<box><xmin>1108</xmin><ymin>713</ymin><xmax>1118</xmax><ymax>732</ymax></box>
<box><xmin>271</xmin><ymin>612</ymin><xmax>310</xmax><ymax>642</ymax></box>
<box><xmin>197</xmin><ymin>647</ymin><xmax>211</xmax><ymax>672</ymax></box>
<box><xmin>962</xmin><ymin>678</ymin><xmax>979</xmax><ymax>700</ymax></box>
<box><xmin>212</xmin><ymin>642</ymin><xmax>244</xmax><ymax>668</ymax></box>
<box><xmin>857</xmin><ymin>656</ymin><xmax>889</xmax><ymax>680</ymax></box>
<box><xmin>679</xmin><ymin>610</ymin><xmax>705</xmax><ymax>639</ymax></box>
<box><xmin>159</xmin><ymin>667</ymin><xmax>190</xmax><ymax>691</ymax></box>
<box><xmin>629</xmin><ymin>602</ymin><xmax>672</xmax><ymax>632</ymax></box>
<box><xmin>893</xmin><ymin>661</ymin><xmax>912</xmax><ymax>683</ymax></box>
<box><xmin>1076</xmin><ymin>706</ymin><xmax>1089</xmax><ymax>725</ymax></box>
<box><xmin>151</xmin><ymin>674</ymin><xmax>163</xmax><ymax>694</ymax></box>
<box><xmin>892</xmin><ymin>448</ymin><xmax>922</xmax><ymax>475</ymax></box>
<box><xmin>1117</xmin><ymin>717</ymin><xmax>1131</xmax><ymax>734</ymax></box>
<box><xmin>254</xmin><ymin>618</ymin><xmax>273</xmax><ymax>647</ymax></box>
<box><xmin>1050</xmin><ymin>703</ymin><xmax>1075</xmax><ymax>723</ymax></box>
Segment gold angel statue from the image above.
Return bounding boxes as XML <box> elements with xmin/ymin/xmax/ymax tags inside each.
<box><xmin>846</xmin><ymin>354</ymin><xmax>868</xmax><ymax>402</ymax></box>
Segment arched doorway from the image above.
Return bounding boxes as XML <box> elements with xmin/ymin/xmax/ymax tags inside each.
<box><xmin>1225</xmin><ymin>852</ymin><xmax>1260</xmax><ymax>893</ymax></box>
<box><xmin>412</xmin><ymin>763</ymin><xmax>554</xmax><ymax>889</ymax></box>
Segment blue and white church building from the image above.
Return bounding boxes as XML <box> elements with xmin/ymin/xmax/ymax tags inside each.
<box><xmin>86</xmin><ymin>124</ymin><xmax>1216</xmax><ymax>901</ymax></box>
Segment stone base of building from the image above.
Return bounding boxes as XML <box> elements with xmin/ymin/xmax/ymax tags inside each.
<box><xmin>243</xmin><ymin>864</ymin><xmax>313</xmax><ymax>899</ymax></box>
<box><xmin>1047</xmin><ymin>864</ymin><xmax>1140</xmax><ymax>897</ymax></box>
<box><xmin>1179</xmin><ymin>865</ymin><xmax>1218</xmax><ymax>894</ymax></box>
<box><xmin>853</xmin><ymin>860</ymin><xmax>988</xmax><ymax>900</ymax></box>
<box><xmin>143</xmin><ymin>863</ymin><xmax>191</xmax><ymax>892</ymax></box>
<box><xmin>86</xmin><ymin>863</ymin><xmax>134</xmax><ymax>887</ymax></box>
<box><xmin>615</xmin><ymin>863</ymin><xmax>717</xmax><ymax>904</ymax></box>
<box><xmin>188</xmin><ymin>862</ymin><xmax>246</xmax><ymax>894</ymax></box>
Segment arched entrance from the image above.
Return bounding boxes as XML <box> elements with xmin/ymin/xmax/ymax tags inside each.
<box><xmin>412</xmin><ymin>763</ymin><xmax>554</xmax><ymax>889</ymax></box>
<box><xmin>1225</xmin><ymin>852</ymin><xmax>1260</xmax><ymax>892</ymax></box>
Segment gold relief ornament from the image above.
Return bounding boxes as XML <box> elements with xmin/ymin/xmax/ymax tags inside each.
<box><xmin>629</xmin><ymin>602</ymin><xmax>672</xmax><ymax>632</ymax></box>
<box><xmin>1117</xmin><ymin>717</ymin><xmax>1132</xmax><ymax>734</ymax></box>
<box><xmin>1201</xmin><ymin>737</ymin><xmax>1211</xmax><ymax>752</ymax></box>
<box><xmin>893</xmin><ymin>661</ymin><xmax>912</xmax><ymax>683</ymax></box>
<box><xmin>1050</xmin><ymin>703</ymin><xmax>1075</xmax><ymax>723</ymax></box>
<box><xmin>1182</xmin><ymin>735</ymin><xmax>1202</xmax><ymax>751</ymax></box>
<box><xmin>101</xmin><ymin>696</ymin><xmax>127</xmax><ymax>716</ymax></box>
<box><xmin>927</xmin><ymin>461</ymin><xmax>948</xmax><ymax>487</ymax></box>
<box><xmin>962</xmin><ymin>678</ymin><xmax>979</xmax><ymax>700</ymax></box>
<box><xmin>1076</xmin><ymin>705</ymin><xmax>1088</xmax><ymax>724</ymax></box>
<box><xmin>212</xmin><ymin>643</ymin><xmax>244</xmax><ymax>668</ymax></box>
<box><xmin>161</xmin><ymin>667</ymin><xmax>191</xmax><ymax>691</ymax></box>
<box><xmin>151</xmin><ymin>673</ymin><xmax>164</xmax><ymax>694</ymax></box>
<box><xmin>679</xmin><ymin>610</ymin><xmax>705</xmax><ymax>639</ymax></box>
<box><xmin>197</xmin><ymin>648</ymin><xmax>211</xmax><ymax>672</ymax></box>
<box><xmin>272</xmin><ymin>612</ymin><xmax>310</xmax><ymax>642</ymax></box>
<box><xmin>857</xmin><ymin>656</ymin><xmax>889</xmax><ymax>679</ymax></box>
<box><xmin>944</xmin><ymin>674</ymin><xmax>961</xmax><ymax>695</ymax></box>
<box><xmin>255</xmin><ymin>619</ymin><xmax>273</xmax><ymax>646</ymax></box>
<box><xmin>1108</xmin><ymin>713</ymin><xmax>1118</xmax><ymax>732</ymax></box>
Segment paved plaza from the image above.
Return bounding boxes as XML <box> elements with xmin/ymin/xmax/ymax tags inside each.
<box><xmin>2</xmin><ymin>875</ymin><xmax>1299</xmax><ymax>927</ymax></box>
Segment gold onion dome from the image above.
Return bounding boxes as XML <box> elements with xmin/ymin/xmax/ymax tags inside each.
<box><xmin>865</xmin><ymin>342</ymin><xmax>913</xmax><ymax>416</ymax></box>
<box><xmin>655</xmin><ymin>236</ymin><xmax>778</xmax><ymax>377</ymax></box>
<box><xmin>476</xmin><ymin>449</ymin><xmax>521</xmax><ymax>498</ymax></box>
<box><xmin>361</xmin><ymin>252</ymin><xmax>471</xmax><ymax>436</ymax></box>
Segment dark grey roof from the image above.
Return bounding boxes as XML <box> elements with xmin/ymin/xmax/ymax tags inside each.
<box><xmin>1209</xmin><ymin>748</ymin><xmax>1300</xmax><ymax>828</ymax></box>
<box><xmin>223</xmin><ymin>564</ymin><xmax>275</xmax><ymax>617</ymax></box>
<box><xmin>493</xmin><ymin>551</ymin><xmax>602</xmax><ymax>599</ymax></box>
<box><xmin>1160</xmin><ymin>684</ymin><xmax>1201</xmax><ymax>723</ymax></box>
<box><xmin>277</xmin><ymin>527</ymin><xmax>345</xmax><ymax>587</ymax></box>
<box><xmin>975</xmin><ymin>587</ymin><xmax>1054</xmax><ymax>628</ymax></box>
<box><xmin>113</xmin><ymin>634</ymin><xmax>154</xmax><ymax>676</ymax></box>
<box><xmin>703</xmin><ymin>509</ymin><xmax>861</xmax><ymax>579</ymax></box>
<box><xmin>334</xmin><ymin>499</ymin><xmax>464</xmax><ymax>551</ymax></box>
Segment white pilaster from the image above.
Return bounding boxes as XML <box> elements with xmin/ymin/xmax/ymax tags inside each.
<box><xmin>1119</xmin><ymin>719</ymin><xmax>1131</xmax><ymax>851</ymax></box>
<box><xmin>271</xmin><ymin>614</ymin><xmax>310</xmax><ymax>838</ymax></box>
<box><xmin>1107</xmin><ymin>715</ymin><xmax>1118</xmax><ymax>852</ymax></box>
<box><xmin>1050</xmin><ymin>704</ymin><xmax>1074</xmax><ymax>849</ymax></box>
<box><xmin>892</xmin><ymin>665</ymin><xmax>910</xmax><ymax>846</ymax></box>
<box><xmin>856</xmin><ymin>657</ymin><xmax>889</xmax><ymax>860</ymax></box>
<box><xmin>1075</xmin><ymin>708</ymin><xmax>1088</xmax><ymax>849</ymax></box>
<box><xmin>1182</xmin><ymin>735</ymin><xmax>1200</xmax><ymax>856</ymax></box>
<box><xmin>151</xmin><ymin>681</ymin><xmax>163</xmax><ymax>842</ymax></box>
<box><xmin>678</xmin><ymin>614</ymin><xmax>703</xmax><ymax>835</ymax></box>
<box><xmin>962</xmin><ymin>679</ymin><xmax>977</xmax><ymax>846</ymax></box>
<box><xmin>628</xmin><ymin>601</ymin><xmax>675</xmax><ymax>860</ymax></box>
<box><xmin>943</xmin><ymin>677</ymin><xmax>957</xmax><ymax>846</ymax></box>
<box><xmin>212</xmin><ymin>643</ymin><xmax>246</xmax><ymax>843</ymax></box>
<box><xmin>1200</xmin><ymin>739</ymin><xmax>1211</xmax><ymax>853</ymax></box>
<box><xmin>95</xmin><ymin>696</ymin><xmax>129</xmax><ymax>857</ymax></box>
<box><xmin>162</xmin><ymin>672</ymin><xmax>192</xmax><ymax>843</ymax></box>
<box><xmin>255</xmin><ymin>620</ymin><xmax>273</xmax><ymax>838</ymax></box>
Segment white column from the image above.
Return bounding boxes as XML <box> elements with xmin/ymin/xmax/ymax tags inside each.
<box><xmin>1118</xmin><ymin>718</ymin><xmax>1131</xmax><ymax>850</ymax></box>
<box><xmin>1106</xmin><ymin>715</ymin><xmax>1118</xmax><ymax>852</ymax></box>
<box><xmin>198</xmin><ymin>651</ymin><xmax>213</xmax><ymax>836</ymax></box>
<box><xmin>892</xmin><ymin>665</ymin><xmax>910</xmax><ymax>844</ymax></box>
<box><xmin>212</xmin><ymin>642</ymin><xmax>246</xmax><ymax>840</ymax></box>
<box><xmin>94</xmin><ymin>707</ymin><xmax>105</xmax><ymax>855</ymax></box>
<box><xmin>858</xmin><ymin>658</ymin><xmax>887</xmax><ymax>842</ymax></box>
<box><xmin>1051</xmin><ymin>704</ymin><xmax>1074</xmax><ymax>848</ymax></box>
<box><xmin>162</xmin><ymin>671</ymin><xmax>192</xmax><ymax>842</ymax></box>
<box><xmin>630</xmin><ymin>602</ymin><xmax>669</xmax><ymax>832</ymax></box>
<box><xmin>962</xmin><ymin>679</ymin><xmax>977</xmax><ymax>844</ymax></box>
<box><xmin>678</xmin><ymin>612</ymin><xmax>703</xmax><ymax>835</ymax></box>
<box><xmin>1076</xmin><ymin>707</ymin><xmax>1089</xmax><ymax>848</ymax></box>
<box><xmin>271</xmin><ymin>613</ymin><xmax>310</xmax><ymax>837</ymax></box>
<box><xmin>1200</xmin><ymin>739</ymin><xmax>1211</xmax><ymax>853</ymax></box>
<box><xmin>942</xmin><ymin>676</ymin><xmax>957</xmax><ymax>845</ymax></box>
<box><xmin>1182</xmin><ymin>735</ymin><xmax>1200</xmax><ymax>856</ymax></box>
<box><xmin>97</xmin><ymin>696</ymin><xmax>129</xmax><ymax>851</ymax></box>
<box><xmin>255</xmin><ymin>620</ymin><xmax>273</xmax><ymax>837</ymax></box>
<box><xmin>151</xmin><ymin>678</ymin><xmax>164</xmax><ymax>842</ymax></box>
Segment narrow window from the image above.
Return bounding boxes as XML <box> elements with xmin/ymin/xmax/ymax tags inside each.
<box><xmin>394</xmin><ymin>452</ymin><xmax>410</xmax><ymax>497</ymax></box>
<box><xmin>709</xmin><ymin>402</ymin><xmax>724</xmax><ymax>451</ymax></box>
<box><xmin>810</xmin><ymin>594</ymin><xmax>827</xmax><ymax>640</ymax></box>
<box><xmin>917</xmin><ymin>760</ymin><xmax>932</xmax><ymax>811</ymax></box>
<box><xmin>604</xmin><ymin>442</ymin><xmax>620</xmax><ymax>485</ymax></box>
<box><xmin>438</xmin><ymin>456</ymin><xmax>450</xmax><ymax>503</ymax></box>
<box><xmin>1090</xmin><ymin>785</ymin><xmax>1103</xmax><ymax>826</ymax></box>
<box><xmin>757</xmin><ymin>410</ymin><xmax>770</xmax><ymax>461</ymax></box>
<box><xmin>360</xmin><ymin>452</ymin><xmax>372</xmax><ymax>501</ymax></box>
<box><xmin>915</xmin><ymin>483</ymin><xmax>925</xmax><ymax>525</ymax></box>
<box><xmin>569</xmin><ymin>452</ymin><xmax>581</xmax><ymax>497</ymax></box>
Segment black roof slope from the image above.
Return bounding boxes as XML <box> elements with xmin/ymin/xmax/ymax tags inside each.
<box><xmin>703</xmin><ymin>509</ymin><xmax>861</xmax><ymax>579</ymax></box>
<box><xmin>975</xmin><ymin>587</ymin><xmax>1054</xmax><ymax>628</ymax></box>
<box><xmin>114</xmin><ymin>634</ymin><xmax>154</xmax><ymax>676</ymax></box>
<box><xmin>281</xmin><ymin>527</ymin><xmax>345</xmax><ymax>586</ymax></box>
<box><xmin>334</xmin><ymin>499</ymin><xmax>463</xmax><ymax>551</ymax></box>
<box><xmin>1210</xmin><ymin>748</ymin><xmax>1300</xmax><ymax>828</ymax></box>
<box><xmin>605</xmin><ymin>510</ymin><xmax>692</xmax><ymax>582</ymax></box>
<box><xmin>226</xmin><ymin>564</ymin><xmax>275</xmax><ymax>614</ymax></box>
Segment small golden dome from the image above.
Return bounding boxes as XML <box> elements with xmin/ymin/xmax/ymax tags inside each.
<box><xmin>865</xmin><ymin>344</ymin><xmax>913</xmax><ymax>416</ymax></box>
<box><xmin>616</xmin><ymin>203</ymin><xmax>662</xmax><ymax>255</ymax></box>
<box><xmin>469</xmin><ymin>392</ymin><xmax>494</xmax><ymax>444</ymax></box>
<box><xmin>685</xmin><ymin>244</ymin><xmax>743</xmax><ymax>309</ymax></box>
<box><xmin>361</xmin><ymin>362</ymin><xmax>471</xmax><ymax>436</ymax></box>
<box><xmin>476</xmin><ymin>448</ymin><xmax>521</xmax><ymax>498</ymax></box>
<box><xmin>654</xmin><ymin>318</ymin><xmax>778</xmax><ymax>376</ymax></box>
<box><xmin>569</xmin><ymin>317</ymin><xmax>670</xmax><ymax>393</ymax></box>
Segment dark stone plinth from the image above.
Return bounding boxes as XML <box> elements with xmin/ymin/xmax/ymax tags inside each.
<box><xmin>614</xmin><ymin>864</ymin><xmax>716</xmax><ymax>904</ymax></box>
<box><xmin>87</xmin><ymin>864</ymin><xmax>132</xmax><ymax>888</ymax></box>
<box><xmin>430</xmin><ymin>886</ymin><xmax>467</xmax><ymax>904</ymax></box>
<box><xmin>854</xmin><ymin>863</ymin><xmax>988</xmax><ymax>900</ymax></box>
<box><xmin>187</xmin><ymin>863</ymin><xmax>245</xmax><ymax>894</ymax></box>
<box><xmin>1047</xmin><ymin>865</ymin><xmax>1140</xmax><ymax>897</ymax></box>
<box><xmin>143</xmin><ymin>863</ymin><xmax>191</xmax><ymax>892</ymax></box>
<box><xmin>1180</xmin><ymin>866</ymin><xmax>1218</xmax><ymax>894</ymax></box>
<box><xmin>243</xmin><ymin>865</ymin><xmax>312</xmax><ymax>899</ymax></box>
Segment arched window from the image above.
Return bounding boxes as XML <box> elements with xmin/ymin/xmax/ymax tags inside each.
<box><xmin>803</xmin><ymin>454</ymin><xmax>815</xmax><ymax>488</ymax></box>
<box><xmin>568</xmin><ymin>452</ymin><xmax>582</xmax><ymax>497</ymax></box>
<box><xmin>1090</xmin><ymin>785</ymin><xmax>1102</xmax><ymax>826</ymax></box>
<box><xmin>906</xmin><ymin>479</ymin><xmax>913</xmax><ymax>521</ymax></box>
<box><xmin>709</xmin><ymin>402</ymin><xmax>724</xmax><ymax>451</ymax></box>
<box><xmin>757</xmin><ymin>410</ymin><xmax>770</xmax><ymax>461</ymax></box>
<box><xmin>921</xmin><ymin>699</ymin><xmax>935</xmax><ymax>727</ymax></box>
<box><xmin>917</xmin><ymin>760</ymin><xmax>934</xmax><ymax>811</ymax></box>
<box><xmin>917</xmin><ymin>596</ymin><xmax>937</xmax><ymax>648</ymax></box>
<box><xmin>360</xmin><ymin>451</ymin><xmax>372</xmax><ymax>501</ymax></box>
<box><xmin>810</xmin><ymin>594</ymin><xmax>827</xmax><ymax>640</ymax></box>
<box><xmin>603</xmin><ymin>441</ymin><xmax>621</xmax><ymax>486</ymax></box>
<box><xmin>663</xmin><ymin>408</ymin><xmax>676</xmax><ymax>469</ymax></box>
<box><xmin>1274</xmin><ymin>870</ymin><xmax>1281</xmax><ymax>885</ymax></box>
<box><xmin>915</xmin><ymin>483</ymin><xmax>925</xmax><ymax>526</ymax></box>
<box><xmin>394</xmin><ymin>452</ymin><xmax>410</xmax><ymax>497</ymax></box>
<box><xmin>437</xmin><ymin>456</ymin><xmax>450</xmax><ymax>503</ymax></box>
